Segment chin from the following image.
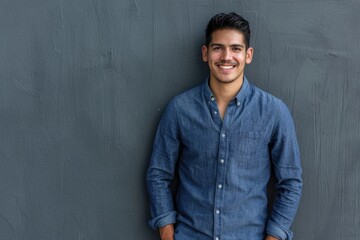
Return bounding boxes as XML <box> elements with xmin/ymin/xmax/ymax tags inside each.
<box><xmin>217</xmin><ymin>79</ymin><xmax>236</xmax><ymax>84</ymax></box>
<box><xmin>216</xmin><ymin>77</ymin><xmax>238</xmax><ymax>84</ymax></box>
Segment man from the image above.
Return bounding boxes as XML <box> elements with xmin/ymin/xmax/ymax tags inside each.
<box><xmin>146</xmin><ymin>12</ymin><xmax>302</xmax><ymax>240</ymax></box>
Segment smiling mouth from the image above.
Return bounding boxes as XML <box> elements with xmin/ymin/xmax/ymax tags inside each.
<box><xmin>217</xmin><ymin>64</ymin><xmax>238</xmax><ymax>71</ymax></box>
<box><xmin>216</xmin><ymin>61</ymin><xmax>238</xmax><ymax>70</ymax></box>
<box><xmin>218</xmin><ymin>65</ymin><xmax>235</xmax><ymax>69</ymax></box>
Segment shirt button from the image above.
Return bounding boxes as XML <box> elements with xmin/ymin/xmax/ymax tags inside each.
<box><xmin>215</xmin><ymin>237</ymin><xmax>219</xmax><ymax>240</ymax></box>
<box><xmin>211</xmin><ymin>97</ymin><xmax>215</xmax><ymax>101</ymax></box>
<box><xmin>237</xmin><ymin>101</ymin><xmax>241</xmax><ymax>106</ymax></box>
<box><xmin>216</xmin><ymin>209</ymin><xmax>220</xmax><ymax>214</ymax></box>
<box><xmin>221</xmin><ymin>133</ymin><xmax>226</xmax><ymax>138</ymax></box>
<box><xmin>220</xmin><ymin>159</ymin><xmax>224</xmax><ymax>164</ymax></box>
<box><xmin>214</xmin><ymin>111</ymin><xmax>217</xmax><ymax>115</ymax></box>
<box><xmin>218</xmin><ymin>184</ymin><xmax>222</xmax><ymax>189</ymax></box>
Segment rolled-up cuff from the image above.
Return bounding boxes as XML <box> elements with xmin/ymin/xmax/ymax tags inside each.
<box><xmin>266</xmin><ymin>220</ymin><xmax>293</xmax><ymax>240</ymax></box>
<box><xmin>148</xmin><ymin>211</ymin><xmax>177</xmax><ymax>230</ymax></box>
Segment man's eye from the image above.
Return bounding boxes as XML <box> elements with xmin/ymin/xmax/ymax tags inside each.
<box><xmin>212</xmin><ymin>47</ymin><xmax>221</xmax><ymax>51</ymax></box>
<box><xmin>233</xmin><ymin>47</ymin><xmax>241</xmax><ymax>52</ymax></box>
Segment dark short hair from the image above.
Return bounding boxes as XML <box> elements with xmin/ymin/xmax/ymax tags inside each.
<box><xmin>205</xmin><ymin>12</ymin><xmax>250</xmax><ymax>49</ymax></box>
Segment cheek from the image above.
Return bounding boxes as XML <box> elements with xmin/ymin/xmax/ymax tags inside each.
<box><xmin>209</xmin><ymin>53</ymin><xmax>221</xmax><ymax>62</ymax></box>
<box><xmin>235</xmin><ymin>53</ymin><xmax>246</xmax><ymax>62</ymax></box>
<box><xmin>236</xmin><ymin>57</ymin><xmax>246</xmax><ymax>64</ymax></box>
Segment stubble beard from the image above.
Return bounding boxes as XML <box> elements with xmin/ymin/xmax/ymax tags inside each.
<box><xmin>212</xmin><ymin>72</ymin><xmax>243</xmax><ymax>85</ymax></box>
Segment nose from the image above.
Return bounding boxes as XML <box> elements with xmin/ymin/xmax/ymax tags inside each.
<box><xmin>221</xmin><ymin>48</ymin><xmax>232</xmax><ymax>61</ymax></box>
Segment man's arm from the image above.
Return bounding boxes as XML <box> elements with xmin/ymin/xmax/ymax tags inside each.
<box><xmin>146</xmin><ymin>99</ymin><xmax>180</xmax><ymax>234</ymax></box>
<box><xmin>265</xmin><ymin>235</ymin><xmax>280</xmax><ymax>240</ymax></box>
<box><xmin>266</xmin><ymin>101</ymin><xmax>303</xmax><ymax>240</ymax></box>
<box><xmin>159</xmin><ymin>224</ymin><xmax>174</xmax><ymax>240</ymax></box>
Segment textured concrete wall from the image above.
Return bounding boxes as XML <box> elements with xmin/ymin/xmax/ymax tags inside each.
<box><xmin>0</xmin><ymin>0</ymin><xmax>359</xmax><ymax>239</ymax></box>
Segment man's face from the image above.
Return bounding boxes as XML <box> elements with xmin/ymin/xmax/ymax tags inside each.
<box><xmin>202</xmin><ymin>29</ymin><xmax>253</xmax><ymax>85</ymax></box>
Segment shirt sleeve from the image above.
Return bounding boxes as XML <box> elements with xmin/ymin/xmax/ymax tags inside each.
<box><xmin>266</xmin><ymin>100</ymin><xmax>303</xmax><ymax>240</ymax></box>
<box><xmin>146</xmin><ymin>98</ymin><xmax>181</xmax><ymax>230</ymax></box>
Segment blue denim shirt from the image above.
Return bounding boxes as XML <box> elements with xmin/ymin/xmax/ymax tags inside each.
<box><xmin>146</xmin><ymin>77</ymin><xmax>302</xmax><ymax>240</ymax></box>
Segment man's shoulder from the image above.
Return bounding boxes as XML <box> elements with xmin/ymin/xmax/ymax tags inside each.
<box><xmin>250</xmin><ymin>84</ymin><xmax>282</xmax><ymax>103</ymax></box>
<box><xmin>249</xmin><ymin>83</ymin><xmax>286</xmax><ymax>108</ymax></box>
<box><xmin>171</xmin><ymin>83</ymin><xmax>203</xmax><ymax>104</ymax></box>
<box><xmin>162</xmin><ymin>83</ymin><xmax>204</xmax><ymax>117</ymax></box>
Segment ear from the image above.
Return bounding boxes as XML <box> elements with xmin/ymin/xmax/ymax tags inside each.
<box><xmin>202</xmin><ymin>45</ymin><xmax>208</xmax><ymax>62</ymax></box>
<box><xmin>245</xmin><ymin>47</ymin><xmax>254</xmax><ymax>64</ymax></box>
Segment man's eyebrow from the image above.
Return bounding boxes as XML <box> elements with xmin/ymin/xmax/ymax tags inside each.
<box><xmin>209</xmin><ymin>43</ymin><xmax>224</xmax><ymax>47</ymax></box>
<box><xmin>209</xmin><ymin>43</ymin><xmax>245</xmax><ymax>48</ymax></box>
<box><xmin>231</xmin><ymin>44</ymin><xmax>245</xmax><ymax>48</ymax></box>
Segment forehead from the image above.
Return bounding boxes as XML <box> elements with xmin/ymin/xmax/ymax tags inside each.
<box><xmin>210</xmin><ymin>28</ymin><xmax>245</xmax><ymax>45</ymax></box>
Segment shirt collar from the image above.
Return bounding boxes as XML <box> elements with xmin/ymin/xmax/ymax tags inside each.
<box><xmin>203</xmin><ymin>76</ymin><xmax>250</xmax><ymax>105</ymax></box>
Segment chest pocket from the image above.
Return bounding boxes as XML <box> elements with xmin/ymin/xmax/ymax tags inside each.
<box><xmin>231</xmin><ymin>131</ymin><xmax>268</xmax><ymax>169</ymax></box>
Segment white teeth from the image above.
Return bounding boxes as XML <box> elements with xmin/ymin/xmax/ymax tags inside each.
<box><xmin>219</xmin><ymin>65</ymin><xmax>234</xmax><ymax>69</ymax></box>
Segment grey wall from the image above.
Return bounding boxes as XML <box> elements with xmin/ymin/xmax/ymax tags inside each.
<box><xmin>0</xmin><ymin>0</ymin><xmax>359</xmax><ymax>239</ymax></box>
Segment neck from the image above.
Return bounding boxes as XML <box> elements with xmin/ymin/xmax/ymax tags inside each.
<box><xmin>209</xmin><ymin>77</ymin><xmax>244</xmax><ymax>105</ymax></box>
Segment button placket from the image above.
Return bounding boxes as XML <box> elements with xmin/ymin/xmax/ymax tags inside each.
<box><xmin>214</xmin><ymin>131</ymin><xmax>227</xmax><ymax>239</ymax></box>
